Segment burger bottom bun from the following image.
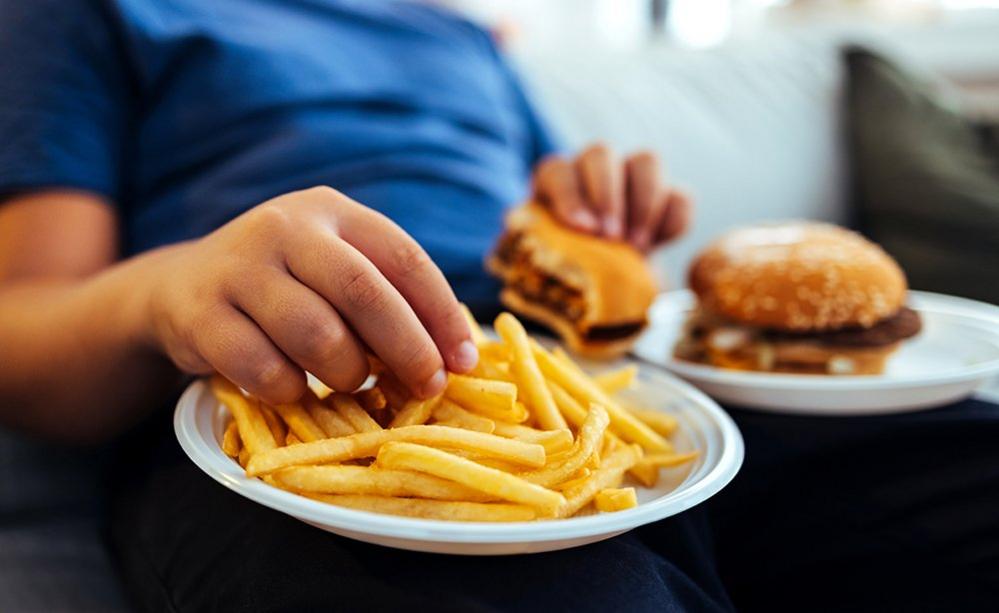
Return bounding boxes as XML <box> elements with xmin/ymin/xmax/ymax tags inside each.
<box><xmin>675</xmin><ymin>335</ymin><xmax>901</xmax><ymax>375</ymax></box>
<box><xmin>499</xmin><ymin>289</ymin><xmax>641</xmax><ymax>360</ymax></box>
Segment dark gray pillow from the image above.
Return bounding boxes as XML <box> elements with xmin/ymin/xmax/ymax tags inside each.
<box><xmin>845</xmin><ymin>48</ymin><xmax>999</xmax><ymax>305</ymax></box>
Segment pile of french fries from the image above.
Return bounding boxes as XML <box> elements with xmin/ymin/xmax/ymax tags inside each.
<box><xmin>214</xmin><ymin>310</ymin><xmax>697</xmax><ymax>522</ymax></box>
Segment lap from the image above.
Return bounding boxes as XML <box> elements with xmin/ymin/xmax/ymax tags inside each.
<box><xmin>709</xmin><ymin>398</ymin><xmax>999</xmax><ymax>612</ymax></box>
<box><xmin>106</xmin><ymin>415</ymin><xmax>731</xmax><ymax>613</ymax></box>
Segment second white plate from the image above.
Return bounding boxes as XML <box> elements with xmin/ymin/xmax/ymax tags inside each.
<box><xmin>632</xmin><ymin>290</ymin><xmax>999</xmax><ymax>415</ymax></box>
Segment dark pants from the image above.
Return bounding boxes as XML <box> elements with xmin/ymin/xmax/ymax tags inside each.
<box><xmin>106</xmin><ymin>398</ymin><xmax>999</xmax><ymax>612</ymax></box>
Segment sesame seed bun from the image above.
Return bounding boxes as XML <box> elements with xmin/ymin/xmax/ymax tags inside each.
<box><xmin>689</xmin><ymin>222</ymin><xmax>908</xmax><ymax>331</ymax></box>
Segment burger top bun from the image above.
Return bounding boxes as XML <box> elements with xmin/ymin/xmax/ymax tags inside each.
<box><xmin>689</xmin><ymin>222</ymin><xmax>907</xmax><ymax>331</ymax></box>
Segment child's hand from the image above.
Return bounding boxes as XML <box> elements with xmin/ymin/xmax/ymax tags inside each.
<box><xmin>143</xmin><ymin>186</ymin><xmax>477</xmax><ymax>405</ymax></box>
<box><xmin>532</xmin><ymin>144</ymin><xmax>692</xmax><ymax>252</ymax></box>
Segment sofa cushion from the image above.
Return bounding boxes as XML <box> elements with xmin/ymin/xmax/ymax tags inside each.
<box><xmin>846</xmin><ymin>48</ymin><xmax>999</xmax><ymax>305</ymax></box>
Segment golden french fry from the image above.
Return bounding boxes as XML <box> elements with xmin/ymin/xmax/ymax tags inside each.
<box><xmin>376</xmin><ymin>442</ymin><xmax>565</xmax><ymax>515</ymax></box>
<box><xmin>389</xmin><ymin>394</ymin><xmax>441</xmax><ymax>427</ymax></box>
<box><xmin>532</xmin><ymin>342</ymin><xmax>670</xmax><ymax>452</ymax></box>
<box><xmin>286</xmin><ymin>432</ymin><xmax>302</xmax><ymax>446</ymax></box>
<box><xmin>211</xmin><ymin>376</ymin><xmax>276</xmax><ymax>455</ymax></box>
<box><xmin>273</xmin><ymin>465</ymin><xmax>490</xmax><ymax>501</ymax></box>
<box><xmin>519</xmin><ymin>405</ymin><xmax>609</xmax><ymax>488</ymax></box>
<box><xmin>478</xmin><ymin>340</ymin><xmax>511</xmax><ymax>362</ymax></box>
<box><xmin>305</xmin><ymin>394</ymin><xmax>354</xmax><ymax>438</ymax></box>
<box><xmin>548</xmin><ymin>380</ymin><xmax>588</xmax><ymax>427</ymax></box>
<box><xmin>311</xmin><ymin>494</ymin><xmax>536</xmax><ymax>522</ymax></box>
<box><xmin>629</xmin><ymin>407</ymin><xmax>680</xmax><ymax>438</ymax></box>
<box><xmin>248</xmin><ymin>425</ymin><xmax>546</xmax><ymax>476</ymax></box>
<box><xmin>594</xmin><ymin>487</ymin><xmax>638</xmax><ymax>512</ymax></box>
<box><xmin>552</xmin><ymin>468</ymin><xmax>591</xmax><ymax>491</ymax></box>
<box><xmin>446</xmin><ymin>375</ymin><xmax>526</xmax><ymax>423</ymax></box>
<box><xmin>495</xmin><ymin>313</ymin><xmax>567</xmax><ymax>430</ymax></box>
<box><xmin>238</xmin><ymin>447</ymin><xmax>250</xmax><ymax>468</ymax></box>
<box><xmin>357</xmin><ymin>387</ymin><xmax>388</xmax><ymax>412</ymax></box>
<box><xmin>491</xmin><ymin>422</ymin><xmax>573</xmax><ymax>455</ymax></box>
<box><xmin>222</xmin><ymin>420</ymin><xmax>241</xmax><ymax>458</ymax></box>
<box><xmin>272</xmin><ymin>400</ymin><xmax>327</xmax><ymax>443</ymax></box>
<box><xmin>637</xmin><ymin>451</ymin><xmax>699</xmax><ymax>469</ymax></box>
<box><xmin>460</xmin><ymin>303</ymin><xmax>489</xmax><ymax>346</ymax></box>
<box><xmin>594</xmin><ymin>365</ymin><xmax>638</xmax><ymax>395</ymax></box>
<box><xmin>433</xmin><ymin>400</ymin><xmax>496</xmax><ymax>433</ymax></box>
<box><xmin>559</xmin><ymin>444</ymin><xmax>642</xmax><ymax>518</ymax></box>
<box><xmin>259</xmin><ymin>405</ymin><xmax>287</xmax><ymax>444</ymax></box>
<box><xmin>469</xmin><ymin>357</ymin><xmax>515</xmax><ymax>383</ymax></box>
<box><xmin>628</xmin><ymin>460</ymin><xmax>659</xmax><ymax>488</ymax></box>
<box><xmin>332</xmin><ymin>393</ymin><xmax>382</xmax><ymax>433</ymax></box>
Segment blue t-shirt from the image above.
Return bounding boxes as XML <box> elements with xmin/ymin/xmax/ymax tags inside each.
<box><xmin>0</xmin><ymin>0</ymin><xmax>557</xmax><ymax>304</ymax></box>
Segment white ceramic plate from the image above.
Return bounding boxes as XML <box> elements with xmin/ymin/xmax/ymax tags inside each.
<box><xmin>174</xmin><ymin>366</ymin><xmax>743</xmax><ymax>555</ymax></box>
<box><xmin>633</xmin><ymin>290</ymin><xmax>999</xmax><ymax>415</ymax></box>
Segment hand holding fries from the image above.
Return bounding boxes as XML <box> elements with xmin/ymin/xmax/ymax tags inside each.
<box><xmin>213</xmin><ymin>310</ymin><xmax>697</xmax><ymax>522</ymax></box>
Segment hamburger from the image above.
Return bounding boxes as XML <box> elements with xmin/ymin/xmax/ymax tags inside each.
<box><xmin>488</xmin><ymin>203</ymin><xmax>657</xmax><ymax>359</ymax></box>
<box><xmin>673</xmin><ymin>222</ymin><xmax>921</xmax><ymax>375</ymax></box>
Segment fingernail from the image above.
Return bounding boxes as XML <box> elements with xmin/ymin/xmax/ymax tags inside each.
<box><xmin>570</xmin><ymin>208</ymin><xmax>599</xmax><ymax>231</ymax></box>
<box><xmin>420</xmin><ymin>368</ymin><xmax>448</xmax><ymax>398</ymax></box>
<box><xmin>603</xmin><ymin>216</ymin><xmax>623</xmax><ymax>238</ymax></box>
<box><xmin>452</xmin><ymin>340</ymin><xmax>479</xmax><ymax>372</ymax></box>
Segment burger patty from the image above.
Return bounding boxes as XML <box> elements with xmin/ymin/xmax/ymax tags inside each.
<box><xmin>766</xmin><ymin>306</ymin><xmax>922</xmax><ymax>347</ymax></box>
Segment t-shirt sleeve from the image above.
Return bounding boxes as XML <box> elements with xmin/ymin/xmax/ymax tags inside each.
<box><xmin>0</xmin><ymin>0</ymin><xmax>131</xmax><ymax>202</ymax></box>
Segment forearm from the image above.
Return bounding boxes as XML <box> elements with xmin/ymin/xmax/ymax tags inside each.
<box><xmin>0</xmin><ymin>248</ymin><xmax>180</xmax><ymax>442</ymax></box>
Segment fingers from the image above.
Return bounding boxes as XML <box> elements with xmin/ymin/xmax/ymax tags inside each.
<box><xmin>229</xmin><ymin>268</ymin><xmax>371</xmax><ymax>393</ymax></box>
<box><xmin>333</xmin><ymin>204</ymin><xmax>478</xmax><ymax>376</ymax></box>
<box><xmin>654</xmin><ymin>188</ymin><xmax>693</xmax><ymax>245</ymax></box>
<box><xmin>623</xmin><ymin>151</ymin><xmax>662</xmax><ymax>251</ymax></box>
<box><xmin>195</xmin><ymin>304</ymin><xmax>306</xmax><ymax>405</ymax></box>
<box><xmin>533</xmin><ymin>156</ymin><xmax>599</xmax><ymax>232</ymax></box>
<box><xmin>576</xmin><ymin>143</ymin><xmax>625</xmax><ymax>238</ymax></box>
<box><xmin>287</xmin><ymin>228</ymin><xmax>448</xmax><ymax>399</ymax></box>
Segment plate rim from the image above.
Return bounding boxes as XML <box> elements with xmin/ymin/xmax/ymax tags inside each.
<box><xmin>638</xmin><ymin>289</ymin><xmax>999</xmax><ymax>391</ymax></box>
<box><xmin>174</xmin><ymin>368</ymin><xmax>743</xmax><ymax>545</ymax></box>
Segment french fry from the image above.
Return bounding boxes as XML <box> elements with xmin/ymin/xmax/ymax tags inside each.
<box><xmin>532</xmin><ymin>342</ymin><xmax>670</xmax><ymax>452</ymax></box>
<box><xmin>238</xmin><ymin>447</ymin><xmax>250</xmax><ymax>468</ymax></box>
<box><xmin>491</xmin><ymin>422</ymin><xmax>573</xmax><ymax>455</ymax></box>
<box><xmin>594</xmin><ymin>365</ymin><xmax>638</xmax><ymax>395</ymax></box>
<box><xmin>211</xmin><ymin>376</ymin><xmax>276</xmax><ymax>455</ymax></box>
<box><xmin>273</xmin><ymin>465</ymin><xmax>490</xmax><ymax>501</ymax></box>
<box><xmin>478</xmin><ymin>341</ymin><xmax>511</xmax><ymax>362</ymax></box>
<box><xmin>376</xmin><ymin>442</ymin><xmax>565</xmax><ymax>515</ymax></box>
<box><xmin>559</xmin><ymin>444</ymin><xmax>642</xmax><ymax>518</ymax></box>
<box><xmin>636</xmin><ymin>451</ymin><xmax>699</xmax><ymax>470</ymax></box>
<box><xmin>272</xmin><ymin>400</ymin><xmax>327</xmax><ymax>443</ymax></box>
<box><xmin>286</xmin><ymin>432</ymin><xmax>302</xmax><ymax>446</ymax></box>
<box><xmin>469</xmin><ymin>357</ymin><xmax>515</xmax><ymax>383</ymax></box>
<box><xmin>628</xmin><ymin>461</ymin><xmax>659</xmax><ymax>488</ymax></box>
<box><xmin>332</xmin><ymin>393</ymin><xmax>382</xmax><ymax>433</ymax></box>
<box><xmin>259</xmin><ymin>405</ymin><xmax>287</xmax><ymax>445</ymax></box>
<box><xmin>222</xmin><ymin>421</ymin><xmax>241</xmax><ymax>458</ymax></box>
<box><xmin>629</xmin><ymin>407</ymin><xmax>680</xmax><ymax>437</ymax></box>
<box><xmin>306</xmin><ymin>395</ymin><xmax>354</xmax><ymax>437</ymax></box>
<box><xmin>548</xmin><ymin>380</ymin><xmax>588</xmax><ymax>427</ymax></box>
<box><xmin>389</xmin><ymin>395</ymin><xmax>441</xmax><ymax>427</ymax></box>
<box><xmin>594</xmin><ymin>487</ymin><xmax>638</xmax><ymax>512</ymax></box>
<box><xmin>356</xmin><ymin>387</ymin><xmax>387</xmax><ymax>412</ymax></box>
<box><xmin>311</xmin><ymin>494</ymin><xmax>536</xmax><ymax>522</ymax></box>
<box><xmin>247</xmin><ymin>425</ymin><xmax>546</xmax><ymax>476</ymax></box>
<box><xmin>519</xmin><ymin>405</ymin><xmax>609</xmax><ymax>488</ymax></box>
<box><xmin>552</xmin><ymin>468</ymin><xmax>591</xmax><ymax>491</ymax></box>
<box><xmin>446</xmin><ymin>375</ymin><xmax>526</xmax><ymax>423</ymax></box>
<box><xmin>433</xmin><ymin>400</ymin><xmax>496</xmax><ymax>433</ymax></box>
<box><xmin>495</xmin><ymin>313</ymin><xmax>567</xmax><ymax>430</ymax></box>
<box><xmin>460</xmin><ymin>303</ymin><xmax>488</xmax><ymax>346</ymax></box>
